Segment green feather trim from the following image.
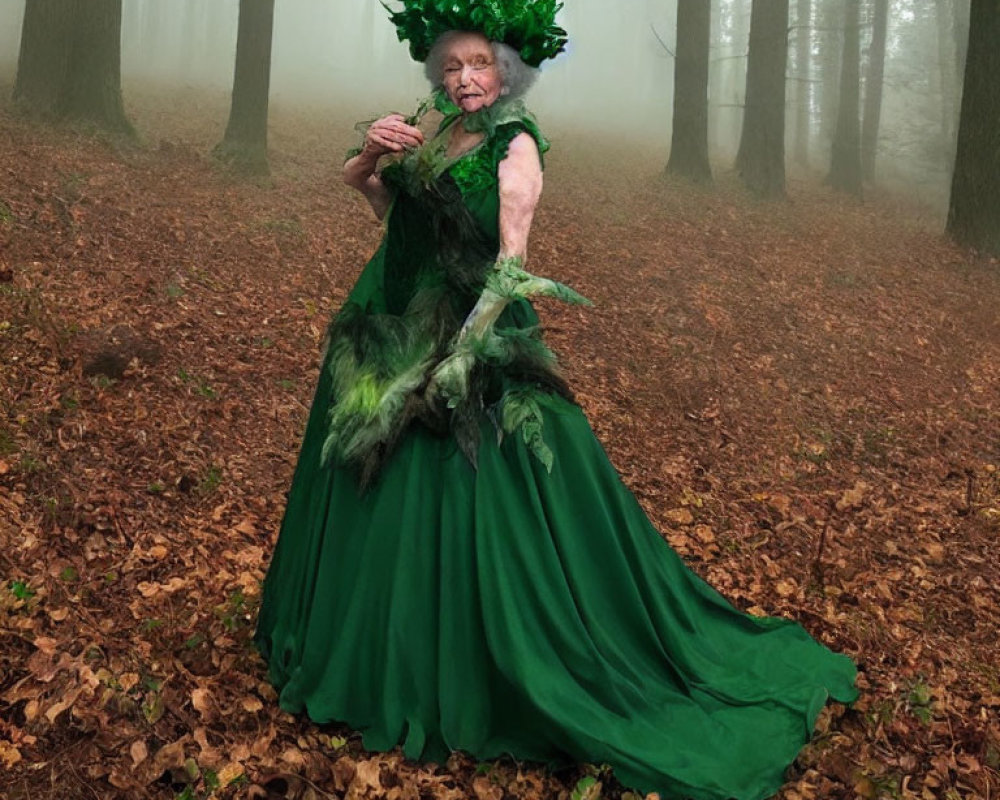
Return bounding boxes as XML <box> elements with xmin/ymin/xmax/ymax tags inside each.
<box><xmin>468</xmin><ymin>325</ymin><xmax>556</xmax><ymax>367</ymax></box>
<box><xmin>321</xmin><ymin>291</ymin><xmax>457</xmax><ymax>488</ymax></box>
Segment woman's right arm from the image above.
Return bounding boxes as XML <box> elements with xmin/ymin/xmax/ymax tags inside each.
<box><xmin>343</xmin><ymin>113</ymin><xmax>424</xmax><ymax>220</ymax></box>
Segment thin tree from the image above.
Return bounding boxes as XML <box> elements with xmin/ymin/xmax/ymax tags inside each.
<box><xmin>936</xmin><ymin>0</ymin><xmax>959</xmax><ymax>165</ymax></box>
<box><xmin>952</xmin><ymin>0</ymin><xmax>971</xmax><ymax>77</ymax></box>
<box><xmin>946</xmin><ymin>0</ymin><xmax>1000</xmax><ymax>256</ymax></box>
<box><xmin>14</xmin><ymin>0</ymin><xmax>131</xmax><ymax>133</ymax></box>
<box><xmin>215</xmin><ymin>0</ymin><xmax>276</xmax><ymax>175</ymax></box>
<box><xmin>666</xmin><ymin>0</ymin><xmax>712</xmax><ymax>182</ymax></box>
<box><xmin>792</xmin><ymin>0</ymin><xmax>811</xmax><ymax>167</ymax></box>
<box><xmin>861</xmin><ymin>0</ymin><xmax>888</xmax><ymax>181</ymax></box>
<box><xmin>818</xmin><ymin>0</ymin><xmax>841</xmax><ymax>152</ymax></box>
<box><xmin>826</xmin><ymin>0</ymin><xmax>862</xmax><ymax>196</ymax></box>
<box><xmin>735</xmin><ymin>0</ymin><xmax>789</xmax><ymax>198</ymax></box>
<box><xmin>722</xmin><ymin>0</ymin><xmax>750</xmax><ymax>162</ymax></box>
<box><xmin>708</xmin><ymin>0</ymin><xmax>725</xmax><ymax>158</ymax></box>
<box><xmin>711</xmin><ymin>0</ymin><xmax>747</xmax><ymax>162</ymax></box>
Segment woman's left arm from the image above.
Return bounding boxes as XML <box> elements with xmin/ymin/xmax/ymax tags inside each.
<box><xmin>497</xmin><ymin>132</ymin><xmax>544</xmax><ymax>260</ymax></box>
<box><xmin>453</xmin><ymin>132</ymin><xmax>545</xmax><ymax>342</ymax></box>
<box><xmin>428</xmin><ymin>132</ymin><xmax>589</xmax><ymax>407</ymax></box>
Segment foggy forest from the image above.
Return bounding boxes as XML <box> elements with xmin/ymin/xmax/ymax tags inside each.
<box><xmin>1</xmin><ymin>0</ymin><xmax>999</xmax><ymax>799</ymax></box>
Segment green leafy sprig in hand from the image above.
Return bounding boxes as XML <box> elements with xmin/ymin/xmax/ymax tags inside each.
<box><xmin>483</xmin><ymin>255</ymin><xmax>590</xmax><ymax>306</ymax></box>
<box><xmin>404</xmin><ymin>92</ymin><xmax>439</xmax><ymax>127</ymax></box>
<box><xmin>345</xmin><ymin>91</ymin><xmax>447</xmax><ymax>163</ymax></box>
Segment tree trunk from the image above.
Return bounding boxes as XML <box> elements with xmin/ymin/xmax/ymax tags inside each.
<box><xmin>216</xmin><ymin>0</ymin><xmax>275</xmax><ymax>175</ymax></box>
<box><xmin>946</xmin><ymin>0</ymin><xmax>1000</xmax><ymax>256</ymax></box>
<box><xmin>62</xmin><ymin>0</ymin><xmax>130</xmax><ymax>129</ymax></box>
<box><xmin>952</xmin><ymin>0</ymin><xmax>971</xmax><ymax>79</ymax></box>
<box><xmin>935</xmin><ymin>0</ymin><xmax>954</xmax><ymax>162</ymax></box>
<box><xmin>708</xmin><ymin>0</ymin><xmax>725</xmax><ymax>159</ymax></box>
<box><xmin>818</xmin><ymin>0</ymin><xmax>841</xmax><ymax>153</ymax></box>
<box><xmin>735</xmin><ymin>0</ymin><xmax>789</xmax><ymax>198</ymax></box>
<box><xmin>15</xmin><ymin>0</ymin><xmax>131</xmax><ymax>133</ymax></box>
<box><xmin>826</xmin><ymin>0</ymin><xmax>862</xmax><ymax>196</ymax></box>
<box><xmin>14</xmin><ymin>0</ymin><xmax>71</xmax><ymax>116</ymax></box>
<box><xmin>732</xmin><ymin>1</ymin><xmax>750</xmax><ymax>161</ymax></box>
<box><xmin>861</xmin><ymin>0</ymin><xmax>888</xmax><ymax>181</ymax></box>
<box><xmin>720</xmin><ymin>0</ymin><xmax>750</xmax><ymax>163</ymax></box>
<box><xmin>666</xmin><ymin>0</ymin><xmax>712</xmax><ymax>182</ymax></box>
<box><xmin>792</xmin><ymin>0</ymin><xmax>811</xmax><ymax>167</ymax></box>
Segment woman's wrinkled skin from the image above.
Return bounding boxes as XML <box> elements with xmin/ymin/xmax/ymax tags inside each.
<box><xmin>440</xmin><ymin>32</ymin><xmax>504</xmax><ymax>114</ymax></box>
<box><xmin>342</xmin><ymin>31</ymin><xmax>542</xmax><ymax>263</ymax></box>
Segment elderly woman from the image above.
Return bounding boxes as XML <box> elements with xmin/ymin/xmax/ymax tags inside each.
<box><xmin>254</xmin><ymin>3</ymin><xmax>857</xmax><ymax>799</ymax></box>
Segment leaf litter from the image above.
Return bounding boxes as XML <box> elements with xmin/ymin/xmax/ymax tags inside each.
<box><xmin>1</xmin><ymin>87</ymin><xmax>1000</xmax><ymax>799</ymax></box>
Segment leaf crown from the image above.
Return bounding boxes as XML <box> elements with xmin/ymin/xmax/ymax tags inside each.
<box><xmin>384</xmin><ymin>0</ymin><xmax>567</xmax><ymax>68</ymax></box>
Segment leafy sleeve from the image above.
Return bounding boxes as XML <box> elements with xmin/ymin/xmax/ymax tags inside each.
<box><xmin>492</xmin><ymin>113</ymin><xmax>550</xmax><ymax>170</ymax></box>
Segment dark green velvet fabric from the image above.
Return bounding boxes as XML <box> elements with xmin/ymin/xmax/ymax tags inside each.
<box><xmin>255</xmin><ymin>108</ymin><xmax>858</xmax><ymax>800</ymax></box>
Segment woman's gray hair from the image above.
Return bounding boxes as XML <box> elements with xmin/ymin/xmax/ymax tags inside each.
<box><xmin>424</xmin><ymin>32</ymin><xmax>539</xmax><ymax>99</ymax></box>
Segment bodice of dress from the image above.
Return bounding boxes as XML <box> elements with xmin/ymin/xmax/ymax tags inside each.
<box><xmin>377</xmin><ymin>97</ymin><xmax>549</xmax><ymax>316</ymax></box>
<box><xmin>322</xmin><ymin>97</ymin><xmax>569</xmax><ymax>488</ymax></box>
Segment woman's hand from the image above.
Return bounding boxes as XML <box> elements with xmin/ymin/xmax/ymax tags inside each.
<box><xmin>362</xmin><ymin>113</ymin><xmax>425</xmax><ymax>158</ymax></box>
<box><xmin>344</xmin><ymin>114</ymin><xmax>424</xmax><ymax>220</ymax></box>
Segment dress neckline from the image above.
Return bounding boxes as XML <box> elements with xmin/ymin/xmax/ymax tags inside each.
<box><xmin>417</xmin><ymin>115</ymin><xmax>488</xmax><ymax>180</ymax></box>
<box><xmin>442</xmin><ymin>116</ymin><xmax>487</xmax><ymax>161</ymax></box>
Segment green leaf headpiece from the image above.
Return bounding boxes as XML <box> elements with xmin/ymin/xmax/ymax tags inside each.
<box><xmin>384</xmin><ymin>0</ymin><xmax>567</xmax><ymax>68</ymax></box>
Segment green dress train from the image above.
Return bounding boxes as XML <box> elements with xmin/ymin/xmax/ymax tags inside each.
<box><xmin>254</xmin><ymin>98</ymin><xmax>858</xmax><ymax>800</ymax></box>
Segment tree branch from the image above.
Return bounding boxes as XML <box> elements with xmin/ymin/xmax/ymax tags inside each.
<box><xmin>650</xmin><ymin>23</ymin><xmax>675</xmax><ymax>58</ymax></box>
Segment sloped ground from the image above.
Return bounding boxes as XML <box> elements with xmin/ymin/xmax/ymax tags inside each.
<box><xmin>1</xmin><ymin>88</ymin><xmax>999</xmax><ymax>800</ymax></box>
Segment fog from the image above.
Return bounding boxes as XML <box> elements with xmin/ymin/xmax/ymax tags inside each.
<box><xmin>0</xmin><ymin>0</ymin><xmax>673</xmax><ymax>138</ymax></box>
<box><xmin>0</xmin><ymin>0</ymin><xmax>960</xmax><ymax>206</ymax></box>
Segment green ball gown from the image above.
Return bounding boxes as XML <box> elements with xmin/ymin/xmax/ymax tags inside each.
<box><xmin>254</xmin><ymin>98</ymin><xmax>858</xmax><ymax>800</ymax></box>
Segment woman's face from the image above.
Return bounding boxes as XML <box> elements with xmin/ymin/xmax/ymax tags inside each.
<box><xmin>440</xmin><ymin>32</ymin><xmax>503</xmax><ymax>113</ymax></box>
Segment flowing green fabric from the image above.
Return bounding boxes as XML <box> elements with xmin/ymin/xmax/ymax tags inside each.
<box><xmin>255</xmin><ymin>106</ymin><xmax>858</xmax><ymax>800</ymax></box>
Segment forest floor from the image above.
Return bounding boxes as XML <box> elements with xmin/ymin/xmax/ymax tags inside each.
<box><xmin>1</xmin><ymin>86</ymin><xmax>1000</xmax><ymax>800</ymax></box>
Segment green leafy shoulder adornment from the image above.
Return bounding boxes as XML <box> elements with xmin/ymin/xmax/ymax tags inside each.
<box><xmin>344</xmin><ymin>90</ymin><xmax>549</xmax><ymax>193</ymax></box>
<box><xmin>451</xmin><ymin>102</ymin><xmax>549</xmax><ymax>195</ymax></box>
<box><xmin>384</xmin><ymin>0</ymin><xmax>567</xmax><ymax>68</ymax></box>
<box><xmin>374</xmin><ymin>93</ymin><xmax>550</xmax><ymax>198</ymax></box>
